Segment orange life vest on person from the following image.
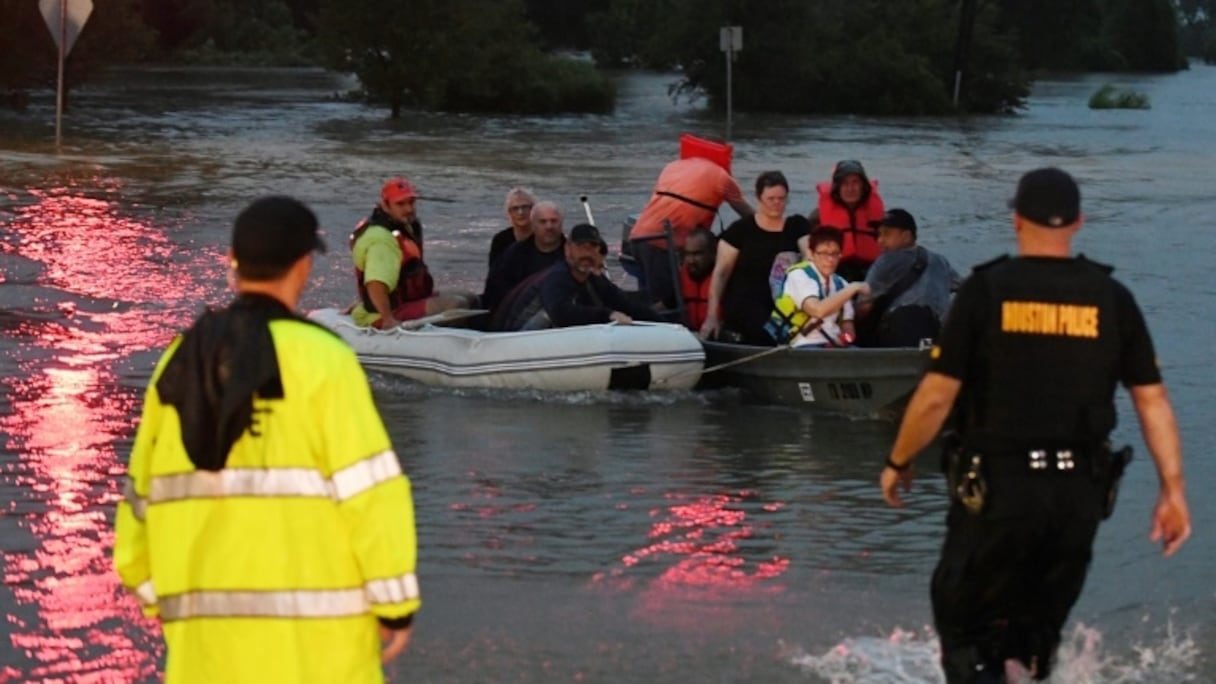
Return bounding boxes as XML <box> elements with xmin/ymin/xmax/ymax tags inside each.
<box><xmin>678</xmin><ymin>265</ymin><xmax>712</xmax><ymax>331</ymax></box>
<box><xmin>815</xmin><ymin>181</ymin><xmax>884</xmax><ymax>267</ymax></box>
<box><xmin>350</xmin><ymin>215</ymin><xmax>434</xmax><ymax>311</ymax></box>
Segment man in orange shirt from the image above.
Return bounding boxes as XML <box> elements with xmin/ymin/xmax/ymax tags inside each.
<box><xmin>629</xmin><ymin>157</ymin><xmax>753</xmax><ymax>308</ymax></box>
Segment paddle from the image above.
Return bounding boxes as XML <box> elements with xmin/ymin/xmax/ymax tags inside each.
<box><xmin>391</xmin><ymin>308</ymin><xmax>489</xmax><ymax>331</ymax></box>
<box><xmin>579</xmin><ymin>195</ymin><xmax>595</xmax><ymax>225</ymax></box>
<box><xmin>656</xmin><ymin>318</ymin><xmax>826</xmax><ymax>386</ymax></box>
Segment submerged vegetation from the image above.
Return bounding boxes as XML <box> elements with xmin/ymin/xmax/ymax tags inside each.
<box><xmin>1088</xmin><ymin>84</ymin><xmax>1151</xmax><ymax>109</ymax></box>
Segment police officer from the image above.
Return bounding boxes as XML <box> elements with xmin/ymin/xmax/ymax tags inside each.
<box><xmin>878</xmin><ymin>168</ymin><xmax>1191</xmax><ymax>683</ymax></box>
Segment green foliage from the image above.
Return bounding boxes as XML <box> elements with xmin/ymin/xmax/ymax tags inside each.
<box><xmin>0</xmin><ymin>0</ymin><xmax>50</xmax><ymax>96</ymax></box>
<box><xmin>1088</xmin><ymin>83</ymin><xmax>1151</xmax><ymax>108</ymax></box>
<box><xmin>1098</xmin><ymin>0</ymin><xmax>1187</xmax><ymax>70</ymax></box>
<box><xmin>1206</xmin><ymin>35</ymin><xmax>1216</xmax><ymax>63</ymax></box>
<box><xmin>317</xmin><ymin>0</ymin><xmax>614</xmax><ymax>116</ymax></box>
<box><xmin>597</xmin><ymin>0</ymin><xmax>1027</xmax><ymax>115</ymax></box>
<box><xmin>0</xmin><ymin>0</ymin><xmax>154</xmax><ymax>110</ymax></box>
<box><xmin>998</xmin><ymin>0</ymin><xmax>1106</xmax><ymax>70</ymax></box>
<box><xmin>143</xmin><ymin>0</ymin><xmax>315</xmax><ymax>66</ymax></box>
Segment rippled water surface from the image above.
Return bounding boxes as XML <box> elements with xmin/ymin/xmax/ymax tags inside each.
<box><xmin>2</xmin><ymin>65</ymin><xmax>1214</xmax><ymax>682</ymax></box>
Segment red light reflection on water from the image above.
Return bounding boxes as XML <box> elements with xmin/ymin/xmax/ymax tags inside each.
<box><xmin>593</xmin><ymin>491</ymin><xmax>790</xmax><ymax>633</ymax></box>
<box><xmin>1</xmin><ymin>189</ymin><xmax>218</xmax><ymax>681</ymax></box>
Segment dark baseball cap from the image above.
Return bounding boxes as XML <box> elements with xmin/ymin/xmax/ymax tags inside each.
<box><xmin>231</xmin><ymin>196</ymin><xmax>327</xmax><ymax>273</ymax></box>
<box><xmin>569</xmin><ymin>223</ymin><xmax>608</xmax><ymax>254</ymax></box>
<box><xmin>876</xmin><ymin>208</ymin><xmax>918</xmax><ymax>237</ymax></box>
<box><xmin>1009</xmin><ymin>167</ymin><xmax>1080</xmax><ymax>228</ymax></box>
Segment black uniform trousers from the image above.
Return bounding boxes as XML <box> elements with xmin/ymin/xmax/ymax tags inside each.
<box><xmin>931</xmin><ymin>460</ymin><xmax>1106</xmax><ymax>682</ymax></box>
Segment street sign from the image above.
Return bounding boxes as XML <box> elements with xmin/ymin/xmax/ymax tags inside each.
<box><xmin>719</xmin><ymin>26</ymin><xmax>742</xmax><ymax>53</ymax></box>
<box><xmin>39</xmin><ymin>0</ymin><xmax>94</xmax><ymax>56</ymax></box>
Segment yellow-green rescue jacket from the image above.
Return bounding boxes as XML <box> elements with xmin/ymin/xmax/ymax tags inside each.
<box><xmin>114</xmin><ymin>317</ymin><xmax>420</xmax><ymax>683</ymax></box>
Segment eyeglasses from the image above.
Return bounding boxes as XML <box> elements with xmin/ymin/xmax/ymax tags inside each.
<box><xmin>813</xmin><ymin>250</ymin><xmax>842</xmax><ymax>259</ymax></box>
<box><xmin>509</xmin><ymin>204</ymin><xmax>534</xmax><ymax>214</ymax></box>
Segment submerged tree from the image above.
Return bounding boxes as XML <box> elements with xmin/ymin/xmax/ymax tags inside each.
<box><xmin>598</xmin><ymin>0</ymin><xmax>1027</xmax><ymax>115</ymax></box>
<box><xmin>317</xmin><ymin>0</ymin><xmax>614</xmax><ymax>116</ymax></box>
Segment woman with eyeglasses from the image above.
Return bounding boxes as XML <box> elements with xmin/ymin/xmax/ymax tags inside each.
<box><xmin>488</xmin><ymin>187</ymin><xmax>537</xmax><ymax>269</ymax></box>
<box><xmin>701</xmin><ymin>170</ymin><xmax>811</xmax><ymax>345</ymax></box>
<box><xmin>769</xmin><ymin>227</ymin><xmax>870</xmax><ymax>347</ymax></box>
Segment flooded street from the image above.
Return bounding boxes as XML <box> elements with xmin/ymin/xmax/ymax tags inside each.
<box><xmin>1</xmin><ymin>64</ymin><xmax>1214</xmax><ymax>682</ymax></box>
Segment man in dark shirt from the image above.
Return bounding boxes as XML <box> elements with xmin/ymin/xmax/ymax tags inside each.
<box><xmin>482</xmin><ymin>200</ymin><xmax>565</xmax><ymax>314</ymax></box>
<box><xmin>499</xmin><ymin>224</ymin><xmax>660</xmax><ymax>331</ymax></box>
<box><xmin>856</xmin><ymin>208</ymin><xmax>960</xmax><ymax>347</ymax></box>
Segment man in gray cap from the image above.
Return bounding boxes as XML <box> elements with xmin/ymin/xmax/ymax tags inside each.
<box><xmin>878</xmin><ymin>168</ymin><xmax>1190</xmax><ymax>683</ymax></box>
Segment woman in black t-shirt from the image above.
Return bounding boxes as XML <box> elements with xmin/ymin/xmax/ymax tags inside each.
<box><xmin>701</xmin><ymin>171</ymin><xmax>810</xmax><ymax>345</ymax></box>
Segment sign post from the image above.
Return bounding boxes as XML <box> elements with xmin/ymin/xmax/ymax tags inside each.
<box><xmin>719</xmin><ymin>26</ymin><xmax>742</xmax><ymax>142</ymax></box>
<box><xmin>39</xmin><ymin>0</ymin><xmax>94</xmax><ymax>149</ymax></box>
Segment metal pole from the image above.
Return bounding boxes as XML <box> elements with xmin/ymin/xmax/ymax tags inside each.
<box><xmin>725</xmin><ymin>48</ymin><xmax>733</xmax><ymax>141</ymax></box>
<box><xmin>55</xmin><ymin>0</ymin><xmax>66</xmax><ymax>149</ymax></box>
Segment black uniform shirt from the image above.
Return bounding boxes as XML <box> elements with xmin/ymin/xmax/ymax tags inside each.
<box><xmin>930</xmin><ymin>256</ymin><xmax>1161</xmax><ymax>445</ymax></box>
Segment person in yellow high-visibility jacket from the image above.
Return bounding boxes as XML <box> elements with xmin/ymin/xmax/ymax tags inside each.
<box><xmin>114</xmin><ymin>196</ymin><xmax>420</xmax><ymax>683</ymax></box>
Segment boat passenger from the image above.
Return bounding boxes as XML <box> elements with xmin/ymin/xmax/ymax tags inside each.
<box><xmin>350</xmin><ymin>176</ymin><xmax>476</xmax><ymax>328</ymax></box>
<box><xmin>488</xmin><ymin>186</ymin><xmax>536</xmax><ymax>269</ymax></box>
<box><xmin>766</xmin><ymin>227</ymin><xmax>868</xmax><ymax>347</ymax></box>
<box><xmin>700</xmin><ymin>171</ymin><xmax>810</xmax><ymax>345</ymax></box>
<box><xmin>482</xmin><ymin>200</ymin><xmax>566</xmax><ymax>315</ymax></box>
<box><xmin>678</xmin><ymin>227</ymin><xmax>716</xmax><ymax>332</ymax></box>
<box><xmin>114</xmin><ymin>196</ymin><xmax>420</xmax><ymax>682</ymax></box>
<box><xmin>499</xmin><ymin>224</ymin><xmax>661</xmax><ymax>331</ymax></box>
<box><xmin>629</xmin><ymin>156</ymin><xmax>754</xmax><ymax>309</ymax></box>
<box><xmin>856</xmin><ymin>208</ymin><xmax>961</xmax><ymax>348</ymax></box>
<box><xmin>808</xmin><ymin>159</ymin><xmax>885</xmax><ymax>281</ymax></box>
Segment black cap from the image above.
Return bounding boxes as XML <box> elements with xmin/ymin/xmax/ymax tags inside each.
<box><xmin>1009</xmin><ymin>167</ymin><xmax>1080</xmax><ymax>228</ymax></box>
<box><xmin>231</xmin><ymin>196</ymin><xmax>327</xmax><ymax>271</ymax></box>
<box><xmin>877</xmin><ymin>208</ymin><xmax>918</xmax><ymax>237</ymax></box>
<box><xmin>569</xmin><ymin>223</ymin><xmax>608</xmax><ymax>254</ymax></box>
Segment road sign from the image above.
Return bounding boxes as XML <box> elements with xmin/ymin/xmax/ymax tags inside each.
<box><xmin>39</xmin><ymin>0</ymin><xmax>94</xmax><ymax>57</ymax></box>
<box><xmin>719</xmin><ymin>26</ymin><xmax>742</xmax><ymax>53</ymax></box>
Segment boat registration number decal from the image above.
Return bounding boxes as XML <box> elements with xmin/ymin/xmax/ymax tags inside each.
<box><xmin>827</xmin><ymin>381</ymin><xmax>874</xmax><ymax>401</ymax></box>
<box><xmin>798</xmin><ymin>382</ymin><xmax>815</xmax><ymax>402</ymax></box>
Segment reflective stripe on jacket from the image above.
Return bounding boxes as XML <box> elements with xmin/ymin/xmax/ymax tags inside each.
<box><xmin>114</xmin><ymin>317</ymin><xmax>420</xmax><ymax>683</ymax></box>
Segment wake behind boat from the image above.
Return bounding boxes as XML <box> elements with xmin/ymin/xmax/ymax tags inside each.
<box><xmin>308</xmin><ymin>308</ymin><xmax>705</xmax><ymax>392</ymax></box>
<box><xmin>700</xmin><ymin>340</ymin><xmax>930</xmax><ymax>417</ymax></box>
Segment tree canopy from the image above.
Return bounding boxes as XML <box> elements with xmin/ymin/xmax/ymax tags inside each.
<box><xmin>0</xmin><ymin>0</ymin><xmax>1203</xmax><ymax>115</ymax></box>
<box><xmin>315</xmin><ymin>0</ymin><xmax>614</xmax><ymax>117</ymax></box>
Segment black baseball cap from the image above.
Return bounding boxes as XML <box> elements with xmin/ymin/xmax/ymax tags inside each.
<box><xmin>876</xmin><ymin>208</ymin><xmax>918</xmax><ymax>237</ymax></box>
<box><xmin>1009</xmin><ymin>167</ymin><xmax>1081</xmax><ymax>228</ymax></box>
<box><xmin>569</xmin><ymin>223</ymin><xmax>608</xmax><ymax>254</ymax></box>
<box><xmin>231</xmin><ymin>196</ymin><xmax>327</xmax><ymax>272</ymax></box>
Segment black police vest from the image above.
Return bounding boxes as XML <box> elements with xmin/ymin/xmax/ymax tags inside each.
<box><xmin>958</xmin><ymin>256</ymin><xmax>1122</xmax><ymax>450</ymax></box>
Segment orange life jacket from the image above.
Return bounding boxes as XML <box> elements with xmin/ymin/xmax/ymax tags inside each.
<box><xmin>678</xmin><ymin>265</ymin><xmax>712</xmax><ymax>332</ymax></box>
<box><xmin>815</xmin><ymin>181</ymin><xmax>884</xmax><ymax>267</ymax></box>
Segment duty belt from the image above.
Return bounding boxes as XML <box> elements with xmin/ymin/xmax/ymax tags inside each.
<box><xmin>1028</xmin><ymin>448</ymin><xmax>1077</xmax><ymax>471</ymax></box>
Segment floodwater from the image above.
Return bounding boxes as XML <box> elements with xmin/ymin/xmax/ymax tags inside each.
<box><xmin>1</xmin><ymin>64</ymin><xmax>1214</xmax><ymax>682</ymax></box>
